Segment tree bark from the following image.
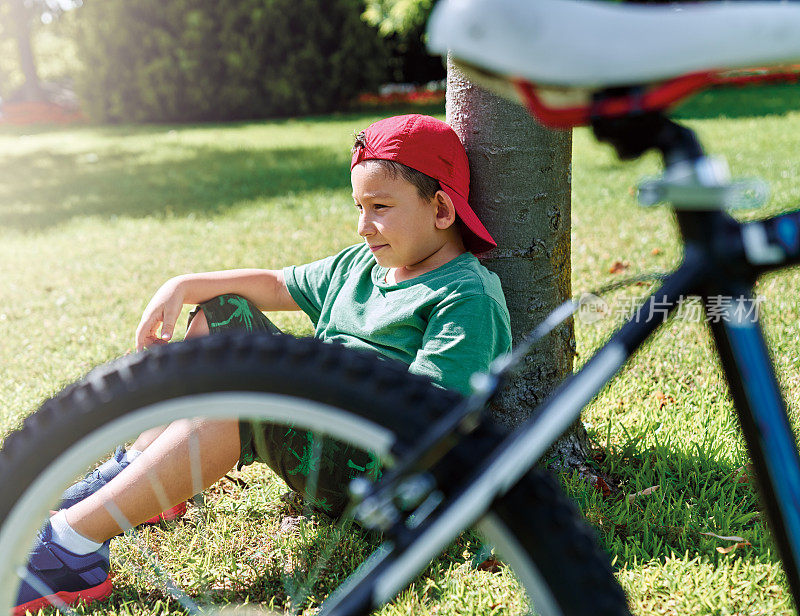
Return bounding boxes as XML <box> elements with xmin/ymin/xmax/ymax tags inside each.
<box><xmin>446</xmin><ymin>57</ymin><xmax>591</xmax><ymax>469</ymax></box>
<box><xmin>9</xmin><ymin>0</ymin><xmax>45</xmax><ymax>102</ymax></box>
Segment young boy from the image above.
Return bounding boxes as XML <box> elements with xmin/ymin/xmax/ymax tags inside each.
<box><xmin>15</xmin><ymin>114</ymin><xmax>512</xmax><ymax>614</ymax></box>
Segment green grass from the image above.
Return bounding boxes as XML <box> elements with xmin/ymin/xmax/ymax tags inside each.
<box><xmin>4</xmin><ymin>85</ymin><xmax>800</xmax><ymax>614</ymax></box>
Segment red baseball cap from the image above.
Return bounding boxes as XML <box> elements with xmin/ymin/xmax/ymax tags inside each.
<box><xmin>350</xmin><ymin>114</ymin><xmax>496</xmax><ymax>255</ymax></box>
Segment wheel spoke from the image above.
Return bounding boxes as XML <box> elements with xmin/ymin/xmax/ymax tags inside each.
<box><xmin>118</xmin><ymin>528</ymin><xmax>204</xmax><ymax>615</ymax></box>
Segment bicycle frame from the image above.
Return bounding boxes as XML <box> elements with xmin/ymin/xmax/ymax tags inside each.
<box><xmin>329</xmin><ymin>115</ymin><xmax>800</xmax><ymax>614</ymax></box>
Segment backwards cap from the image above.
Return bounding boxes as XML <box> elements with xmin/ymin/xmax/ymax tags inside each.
<box><xmin>350</xmin><ymin>114</ymin><xmax>496</xmax><ymax>255</ymax></box>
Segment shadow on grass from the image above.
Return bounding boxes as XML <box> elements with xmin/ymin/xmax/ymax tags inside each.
<box><xmin>569</xmin><ymin>431</ymin><xmax>779</xmax><ymax>571</ymax></box>
<box><xmin>0</xmin><ymin>144</ymin><xmax>352</xmax><ymax>231</ymax></box>
<box><xmin>0</xmin><ymin>105</ymin><xmax>449</xmax><ymax>232</ymax></box>
<box><xmin>102</xmin><ymin>520</ymin><xmax>482</xmax><ymax>615</ymax></box>
<box><xmin>0</xmin><ymin>104</ymin><xmax>446</xmax><ymax>139</ymax></box>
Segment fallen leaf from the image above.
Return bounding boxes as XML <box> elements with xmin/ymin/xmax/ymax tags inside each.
<box><xmin>651</xmin><ymin>247</ymin><xmax>661</xmax><ymax>256</ymax></box>
<box><xmin>594</xmin><ymin>476</ymin><xmax>611</xmax><ymax>498</ymax></box>
<box><xmin>716</xmin><ymin>541</ymin><xmax>751</xmax><ymax>554</ymax></box>
<box><xmin>733</xmin><ymin>464</ymin><xmax>755</xmax><ymax>484</ymax></box>
<box><xmin>627</xmin><ymin>485</ymin><xmax>660</xmax><ymax>503</ymax></box>
<box><xmin>654</xmin><ymin>391</ymin><xmax>675</xmax><ymax>409</ymax></box>
<box><xmin>222</xmin><ymin>473</ymin><xmax>249</xmax><ymax>488</ymax></box>
<box><xmin>477</xmin><ymin>557</ymin><xmax>502</xmax><ymax>573</ymax></box>
<box><xmin>609</xmin><ymin>260</ymin><xmax>630</xmax><ymax>274</ymax></box>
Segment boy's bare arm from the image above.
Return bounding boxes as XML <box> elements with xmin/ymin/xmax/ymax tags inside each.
<box><xmin>135</xmin><ymin>269</ymin><xmax>299</xmax><ymax>351</ymax></box>
<box><xmin>175</xmin><ymin>269</ymin><xmax>299</xmax><ymax>311</ymax></box>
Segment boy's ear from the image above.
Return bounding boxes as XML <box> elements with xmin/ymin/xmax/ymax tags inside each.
<box><xmin>432</xmin><ymin>190</ymin><xmax>457</xmax><ymax>230</ymax></box>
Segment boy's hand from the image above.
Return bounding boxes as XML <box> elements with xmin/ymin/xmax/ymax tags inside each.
<box><xmin>136</xmin><ymin>277</ymin><xmax>186</xmax><ymax>351</ymax></box>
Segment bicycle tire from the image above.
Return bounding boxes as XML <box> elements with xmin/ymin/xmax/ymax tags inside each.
<box><xmin>0</xmin><ymin>332</ymin><xmax>629</xmax><ymax>616</ymax></box>
<box><xmin>483</xmin><ymin>469</ymin><xmax>631</xmax><ymax>616</ymax></box>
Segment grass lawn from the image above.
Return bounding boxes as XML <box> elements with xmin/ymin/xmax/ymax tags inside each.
<box><xmin>3</xmin><ymin>86</ymin><xmax>800</xmax><ymax>615</ymax></box>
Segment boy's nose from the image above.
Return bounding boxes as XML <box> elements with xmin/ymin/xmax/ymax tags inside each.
<box><xmin>357</xmin><ymin>214</ymin><xmax>375</xmax><ymax>237</ymax></box>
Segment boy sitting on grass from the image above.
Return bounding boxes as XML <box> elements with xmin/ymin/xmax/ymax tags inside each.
<box><xmin>15</xmin><ymin>114</ymin><xmax>512</xmax><ymax>614</ymax></box>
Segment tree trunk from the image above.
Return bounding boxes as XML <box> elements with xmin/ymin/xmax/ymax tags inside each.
<box><xmin>446</xmin><ymin>57</ymin><xmax>591</xmax><ymax>469</ymax></box>
<box><xmin>9</xmin><ymin>0</ymin><xmax>45</xmax><ymax>102</ymax></box>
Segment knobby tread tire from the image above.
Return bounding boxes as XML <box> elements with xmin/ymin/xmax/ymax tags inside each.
<box><xmin>0</xmin><ymin>332</ymin><xmax>630</xmax><ymax>615</ymax></box>
<box><xmin>493</xmin><ymin>469</ymin><xmax>632</xmax><ymax>616</ymax></box>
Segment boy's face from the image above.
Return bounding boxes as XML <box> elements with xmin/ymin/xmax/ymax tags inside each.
<box><xmin>351</xmin><ymin>161</ymin><xmax>444</xmax><ymax>269</ymax></box>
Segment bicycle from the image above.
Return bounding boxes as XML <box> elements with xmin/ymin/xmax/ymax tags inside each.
<box><xmin>5</xmin><ymin>0</ymin><xmax>800</xmax><ymax>614</ymax></box>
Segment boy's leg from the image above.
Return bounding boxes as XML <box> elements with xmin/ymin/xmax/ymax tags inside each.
<box><xmin>16</xmin><ymin>296</ymin><xmax>268</xmax><ymax>611</ymax></box>
<box><xmin>53</xmin><ymin>293</ymin><xmax>370</xmax><ymax>541</ymax></box>
<box><xmin>128</xmin><ymin>309</ymin><xmax>212</xmax><ymax>453</ymax></box>
<box><xmin>65</xmin><ymin>417</ymin><xmax>240</xmax><ymax>543</ymax></box>
<box><xmin>187</xmin><ymin>295</ymin><xmax>371</xmax><ymax>515</ymax></box>
<box><xmin>64</xmin><ymin>305</ymin><xmax>234</xmax><ymax>541</ymax></box>
<box><xmin>16</xmin><ymin>418</ymin><xmax>240</xmax><ymax>613</ymax></box>
<box><xmin>58</xmin><ymin>309</ymin><xmax>214</xmax><ymax>512</ymax></box>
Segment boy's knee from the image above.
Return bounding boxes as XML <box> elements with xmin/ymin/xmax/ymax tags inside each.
<box><xmin>189</xmin><ymin>294</ymin><xmax>280</xmax><ymax>336</ymax></box>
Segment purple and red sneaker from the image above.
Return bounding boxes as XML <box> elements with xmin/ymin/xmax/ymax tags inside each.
<box><xmin>59</xmin><ymin>446</ymin><xmax>187</xmax><ymax>525</ymax></box>
<box><xmin>58</xmin><ymin>446</ymin><xmax>129</xmax><ymax>510</ymax></box>
<box><xmin>14</xmin><ymin>521</ymin><xmax>112</xmax><ymax>616</ymax></box>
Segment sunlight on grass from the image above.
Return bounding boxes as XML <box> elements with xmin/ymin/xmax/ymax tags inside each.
<box><xmin>4</xmin><ymin>86</ymin><xmax>800</xmax><ymax>614</ymax></box>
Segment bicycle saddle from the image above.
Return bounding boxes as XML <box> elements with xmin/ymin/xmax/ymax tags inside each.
<box><xmin>428</xmin><ymin>0</ymin><xmax>800</xmax><ymax>88</ymax></box>
<box><xmin>428</xmin><ymin>0</ymin><xmax>800</xmax><ymax>127</ymax></box>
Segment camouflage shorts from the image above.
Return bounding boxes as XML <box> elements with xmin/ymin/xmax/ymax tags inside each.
<box><xmin>191</xmin><ymin>294</ymin><xmax>380</xmax><ymax>516</ymax></box>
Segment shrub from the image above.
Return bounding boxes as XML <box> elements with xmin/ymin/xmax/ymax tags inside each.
<box><xmin>73</xmin><ymin>0</ymin><xmax>387</xmax><ymax>123</ymax></box>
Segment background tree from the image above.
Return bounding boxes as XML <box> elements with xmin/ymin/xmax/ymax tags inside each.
<box><xmin>0</xmin><ymin>0</ymin><xmax>81</xmax><ymax>103</ymax></box>
<box><xmin>446</xmin><ymin>60</ymin><xmax>589</xmax><ymax>468</ymax></box>
<box><xmin>3</xmin><ymin>0</ymin><xmax>43</xmax><ymax>101</ymax></box>
<box><xmin>363</xmin><ymin>0</ymin><xmax>433</xmax><ymax>37</ymax></box>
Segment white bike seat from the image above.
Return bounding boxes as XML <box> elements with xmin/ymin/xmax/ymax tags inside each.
<box><xmin>428</xmin><ymin>0</ymin><xmax>800</xmax><ymax>88</ymax></box>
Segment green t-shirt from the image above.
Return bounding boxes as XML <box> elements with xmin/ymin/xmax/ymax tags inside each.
<box><xmin>283</xmin><ymin>243</ymin><xmax>511</xmax><ymax>395</ymax></box>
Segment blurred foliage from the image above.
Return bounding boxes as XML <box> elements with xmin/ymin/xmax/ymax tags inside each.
<box><xmin>383</xmin><ymin>30</ymin><xmax>445</xmax><ymax>85</ymax></box>
<box><xmin>26</xmin><ymin>9</ymin><xmax>80</xmax><ymax>90</ymax></box>
<box><xmin>72</xmin><ymin>0</ymin><xmax>388</xmax><ymax>123</ymax></box>
<box><xmin>362</xmin><ymin>0</ymin><xmax>443</xmax><ymax>84</ymax></box>
<box><xmin>362</xmin><ymin>0</ymin><xmax>433</xmax><ymax>36</ymax></box>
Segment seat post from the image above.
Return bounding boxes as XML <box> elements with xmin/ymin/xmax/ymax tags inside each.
<box><xmin>591</xmin><ymin>111</ymin><xmax>704</xmax><ymax>163</ymax></box>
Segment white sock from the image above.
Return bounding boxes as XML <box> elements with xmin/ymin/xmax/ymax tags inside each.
<box><xmin>49</xmin><ymin>510</ymin><xmax>104</xmax><ymax>555</ymax></box>
<box><xmin>123</xmin><ymin>448</ymin><xmax>143</xmax><ymax>465</ymax></box>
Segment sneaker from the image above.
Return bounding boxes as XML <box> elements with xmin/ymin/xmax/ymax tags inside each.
<box><xmin>14</xmin><ymin>522</ymin><xmax>112</xmax><ymax>616</ymax></box>
<box><xmin>59</xmin><ymin>446</ymin><xmax>187</xmax><ymax>526</ymax></box>
<box><xmin>144</xmin><ymin>501</ymin><xmax>188</xmax><ymax>524</ymax></box>
<box><xmin>59</xmin><ymin>446</ymin><xmax>128</xmax><ymax>510</ymax></box>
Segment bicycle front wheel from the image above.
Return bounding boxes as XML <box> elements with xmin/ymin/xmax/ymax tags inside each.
<box><xmin>0</xmin><ymin>333</ymin><xmax>629</xmax><ymax>616</ymax></box>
